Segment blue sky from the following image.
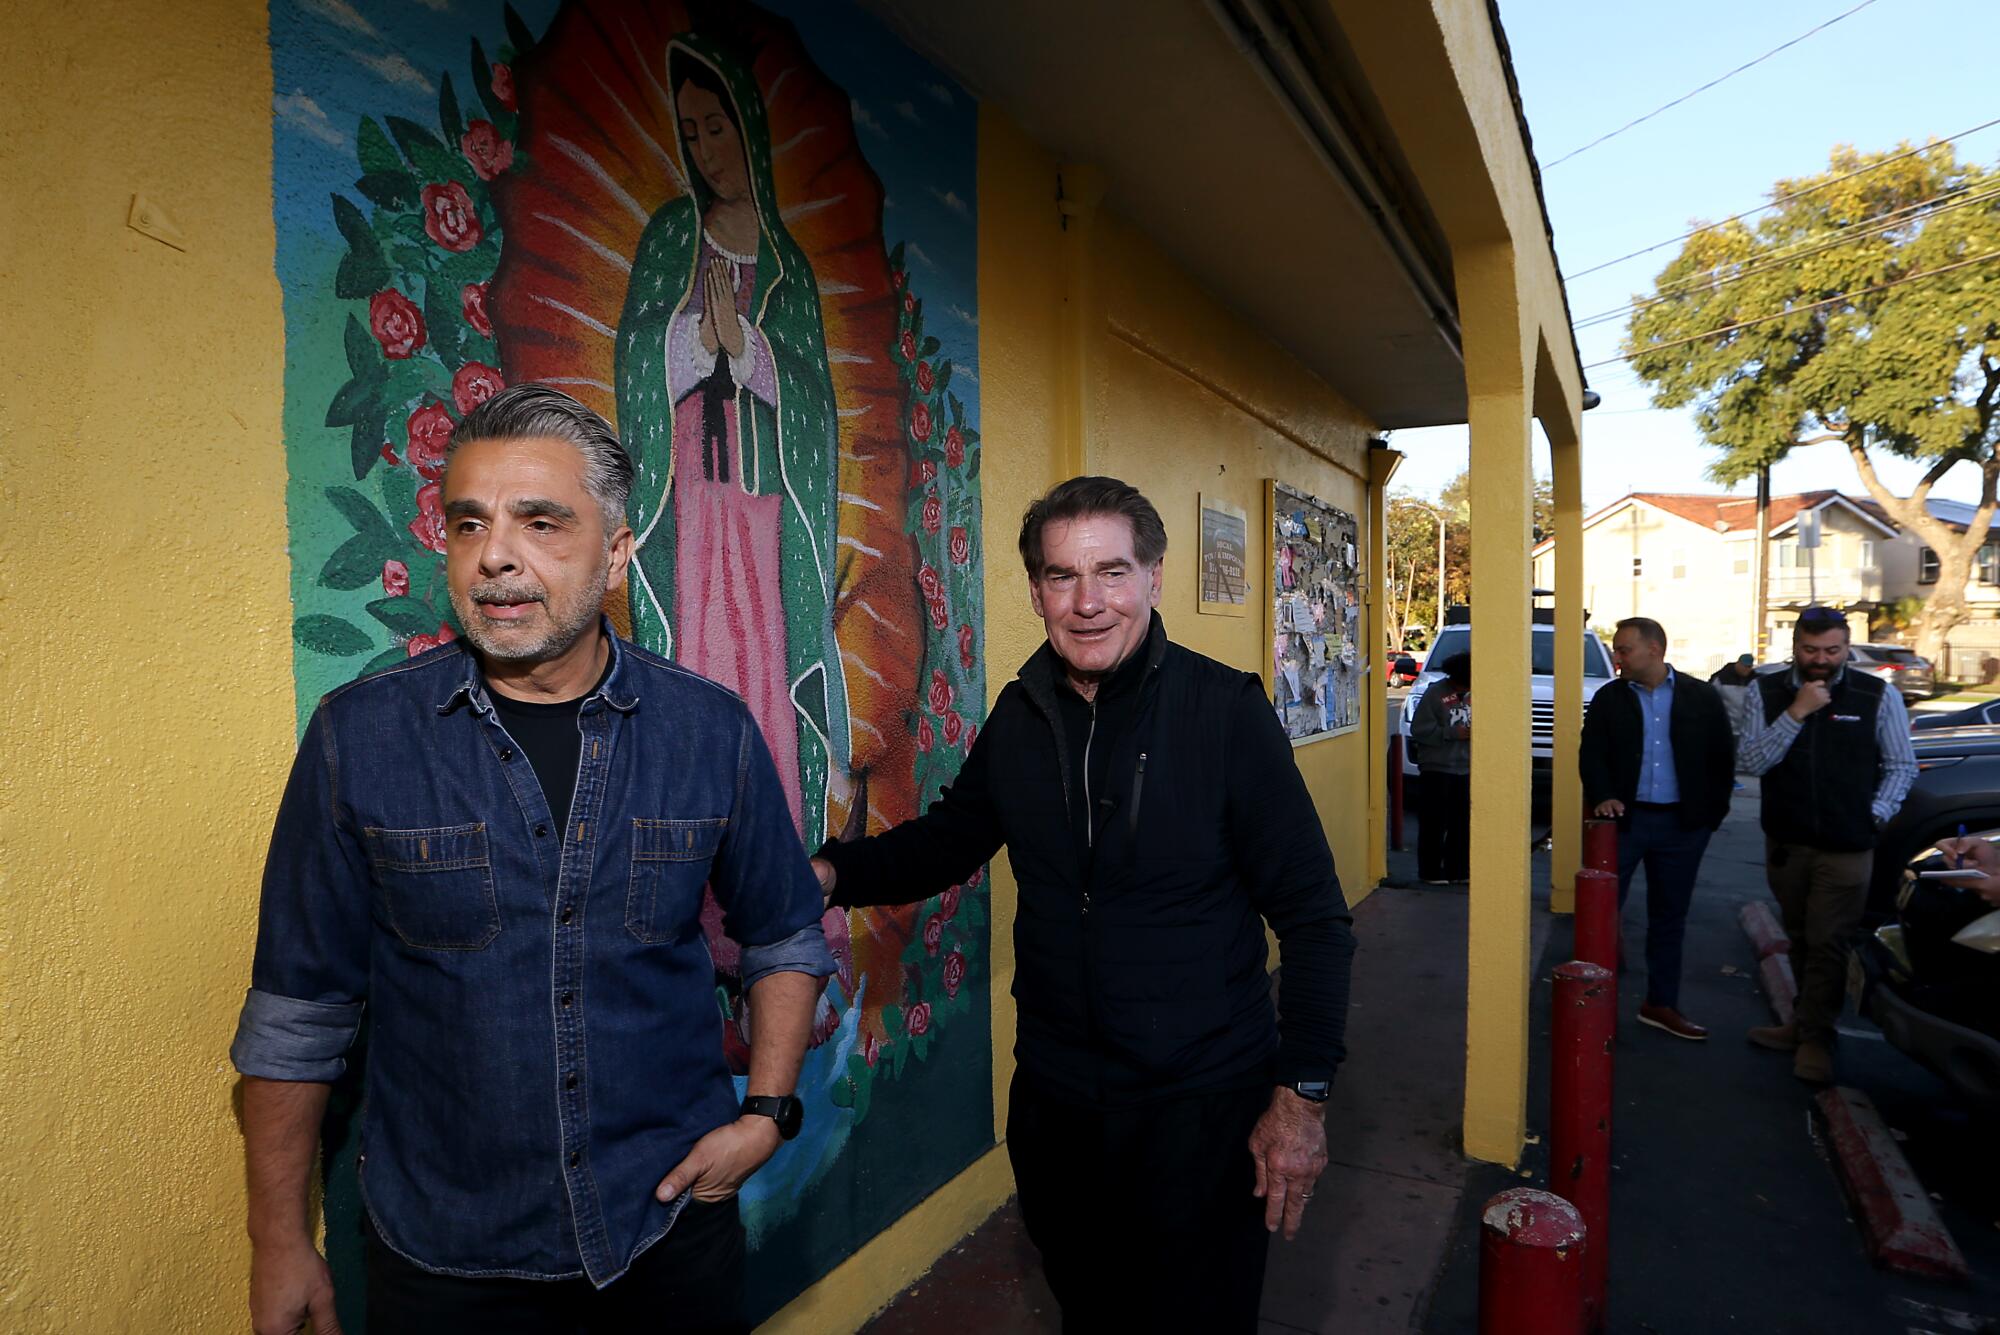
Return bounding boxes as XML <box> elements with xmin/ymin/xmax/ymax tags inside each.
<box><xmin>1388</xmin><ymin>0</ymin><xmax>1998</xmax><ymax>510</ymax></box>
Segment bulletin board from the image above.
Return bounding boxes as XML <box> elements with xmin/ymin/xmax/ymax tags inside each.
<box><xmin>1267</xmin><ymin>481</ymin><xmax>1363</xmax><ymax>743</ymax></box>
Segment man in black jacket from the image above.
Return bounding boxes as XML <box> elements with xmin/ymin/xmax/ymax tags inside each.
<box><xmin>812</xmin><ymin>477</ymin><xmax>1355</xmax><ymax>1333</ymax></box>
<box><xmin>1580</xmin><ymin>617</ymin><xmax>1737</xmax><ymax>1041</ymax></box>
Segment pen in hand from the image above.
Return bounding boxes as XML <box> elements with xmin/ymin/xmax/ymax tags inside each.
<box><xmin>1956</xmin><ymin>822</ymin><xmax>1967</xmax><ymax>869</ymax></box>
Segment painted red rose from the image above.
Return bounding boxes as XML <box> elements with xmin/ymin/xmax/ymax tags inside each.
<box><xmin>967</xmin><ymin>866</ymin><xmax>985</xmax><ymax>889</ymax></box>
<box><xmin>917</xmin><ymin>563</ymin><xmax>941</xmax><ymax>600</ymax></box>
<box><xmin>905</xmin><ymin>1001</ymin><xmax>932</xmax><ymax>1037</ymax></box>
<box><xmin>940</xmin><ymin>884</ymin><xmax>962</xmax><ymax>921</ymax></box>
<box><xmin>922</xmin><ymin>913</ymin><xmax>944</xmax><ymax>956</ymax></box>
<box><xmin>462</xmin><ymin>281</ymin><xmax>493</xmax><ymax>338</ymax></box>
<box><xmin>380</xmin><ymin>443</ymin><xmax>401</xmax><ymax>467</ymax></box>
<box><xmin>945</xmin><ymin>426</ymin><xmax>966</xmax><ymax>468</ymax></box>
<box><xmin>928</xmin><ymin>596</ymin><xmax>949</xmax><ymax>631</ymax></box>
<box><xmin>903</xmin><ymin>290</ymin><xmax>916</xmax><ymax>314</ymax></box>
<box><xmin>490</xmin><ymin>62</ymin><xmax>515</xmax><ymax>110</ymax></box>
<box><xmin>963</xmin><ymin>722</ymin><xmax>977</xmax><ymax>751</ymax></box>
<box><xmin>941</xmin><ymin>709</ymin><xmax>964</xmax><ymax>747</ymax></box>
<box><xmin>452</xmin><ymin>361</ymin><xmax>505</xmax><ymax>416</ymax></box>
<box><xmin>862</xmin><ymin>1031</ymin><xmax>882</xmax><ymax>1067</ymax></box>
<box><xmin>410</xmin><ymin>481</ymin><xmax>448</xmax><ymax>553</ymax></box>
<box><xmin>949</xmin><ymin>526</ymin><xmax>971</xmax><ymax>566</ymax></box>
<box><xmin>892</xmin><ymin>268</ymin><xmax>906</xmax><ymax>290</ymax></box>
<box><xmin>928</xmin><ymin>668</ymin><xmax>953</xmax><ymax>716</ymax></box>
<box><xmin>910</xmin><ymin>458</ymin><xmax>936</xmax><ymax>487</ymax></box>
<box><xmin>382</xmin><ymin>559</ymin><xmax>409</xmax><ymax>598</ymax></box>
<box><xmin>917</xmin><ymin>714</ymin><xmax>935</xmax><ymax>752</ymax></box>
<box><xmin>421</xmin><ymin>182</ymin><xmax>482</xmax><ymax>253</ymax></box>
<box><xmin>915</xmin><ymin>360</ymin><xmax>933</xmax><ymax>394</ymax></box>
<box><xmin>910</xmin><ymin>401</ymin><xmax>933</xmax><ymax>444</ymax></box>
<box><xmin>406</xmin><ymin>402</ymin><xmax>456</xmax><ymax>478</ymax></box>
<box><xmin>958</xmin><ymin>623</ymin><xmax>976</xmax><ymax>670</ymax></box>
<box><xmin>406</xmin><ymin>623</ymin><xmax>457</xmax><ymax>656</ymax></box>
<box><xmin>942</xmin><ymin>950</ymin><xmax>966</xmax><ymax>1000</ymax></box>
<box><xmin>921</xmin><ymin>491</ymin><xmax>942</xmax><ymax>535</ymax></box>
<box><xmin>899</xmin><ymin>329</ymin><xmax>917</xmax><ymax>361</ymax></box>
<box><xmin>368</xmin><ymin>288</ymin><xmax>426</xmax><ymax>359</ymax></box>
<box><xmin>460</xmin><ymin>119</ymin><xmax>515</xmax><ymax>182</ymax></box>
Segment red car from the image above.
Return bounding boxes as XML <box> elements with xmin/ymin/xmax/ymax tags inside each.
<box><xmin>1387</xmin><ymin>654</ymin><xmax>1424</xmax><ymax>686</ymax></box>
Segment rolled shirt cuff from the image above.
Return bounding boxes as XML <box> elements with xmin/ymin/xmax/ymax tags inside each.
<box><xmin>740</xmin><ymin>922</ymin><xmax>837</xmax><ymax>990</ymax></box>
<box><xmin>230</xmin><ymin>987</ymin><xmax>365</xmax><ymax>1083</ymax></box>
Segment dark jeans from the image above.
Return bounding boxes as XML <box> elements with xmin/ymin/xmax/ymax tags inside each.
<box><xmin>1614</xmin><ymin>804</ymin><xmax>1714</xmax><ymax>1009</ymax></box>
<box><xmin>1418</xmin><ymin>769</ymin><xmax>1471</xmax><ymax>880</ymax></box>
<box><xmin>362</xmin><ymin>1197</ymin><xmax>747</xmax><ymax>1335</ymax></box>
<box><xmin>1007</xmin><ymin>1071</ymin><xmax>1273</xmax><ymax>1334</ymax></box>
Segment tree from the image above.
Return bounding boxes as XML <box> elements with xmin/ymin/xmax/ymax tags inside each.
<box><xmin>1624</xmin><ymin>142</ymin><xmax>2000</xmax><ymax>664</ymax></box>
<box><xmin>1437</xmin><ymin>469</ymin><xmax>1556</xmax><ymax>606</ymax></box>
<box><xmin>1386</xmin><ymin>494</ymin><xmax>1445</xmax><ymax>651</ymax></box>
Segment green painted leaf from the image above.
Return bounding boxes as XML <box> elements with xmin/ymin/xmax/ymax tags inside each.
<box><xmin>319</xmin><ymin>532</ymin><xmax>396</xmax><ymax>591</ymax></box>
<box><xmin>366</xmin><ymin>595</ymin><xmax>443</xmax><ymax>638</ymax></box>
<box><xmin>882</xmin><ymin>1004</ymin><xmax>902</xmax><ymax>1037</ymax></box>
<box><xmin>357</xmin><ymin>117</ymin><xmax>401</xmax><ymax>175</ymax></box>
<box><xmin>828</xmin><ymin>1075</ymin><xmax>856</xmax><ymax>1109</ymax></box>
<box><xmin>890</xmin><ymin>1040</ymin><xmax>909</xmax><ymax>1078</ymax></box>
<box><xmin>355</xmin><ymin>170</ymin><xmax>418</xmax><ymax>211</ymax></box>
<box><xmin>852</xmin><ymin>1066</ymin><xmax>872</xmax><ymax>1122</ymax></box>
<box><xmin>325</xmin><ymin>485</ymin><xmax>398</xmax><ymax>541</ymax></box>
<box><xmin>921</xmin><ymin>335</ymin><xmax>941</xmax><ymax>357</ymax></box>
<box><xmin>424</xmin><ymin>277</ymin><xmax>466</xmax><ymax>370</ymax></box>
<box><xmin>470</xmin><ymin>38</ymin><xmax>505</xmax><ymax>122</ymax></box>
<box><xmin>332</xmin><ymin>193</ymin><xmax>375</xmax><ymax>252</ymax></box>
<box><xmin>362</xmin><ymin>643</ymin><xmax>411</xmax><ymax>675</ymax></box>
<box><xmin>294</xmin><ymin>614</ymin><xmax>375</xmax><ymax>657</ymax></box>
<box><xmin>334</xmin><ymin>248</ymin><xmax>390</xmax><ymax>301</ymax></box>
<box><xmin>912</xmin><ymin>1032</ymin><xmax>931</xmax><ymax>1062</ymax></box>
<box><xmin>438</xmin><ymin>72</ymin><xmax>465</xmax><ymax>147</ymax></box>
<box><xmin>350</xmin><ymin>411</ymin><xmax>386</xmax><ymax>481</ymax></box>
<box><xmin>343</xmin><ymin>313</ymin><xmax>377</xmax><ymax>379</ymax></box>
<box><xmin>503</xmin><ymin>4</ymin><xmax>536</xmax><ymax>59</ymax></box>
<box><xmin>386</xmin><ymin>116</ymin><xmax>461</xmax><ymax>186</ymax></box>
<box><xmin>325</xmin><ymin>376</ymin><xmax>381</xmax><ymax>429</ymax></box>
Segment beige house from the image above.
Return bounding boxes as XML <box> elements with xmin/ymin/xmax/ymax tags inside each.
<box><xmin>1531</xmin><ymin>490</ymin><xmax>2000</xmax><ymax>677</ymax></box>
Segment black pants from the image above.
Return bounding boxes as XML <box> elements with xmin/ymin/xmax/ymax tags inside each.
<box><xmin>363</xmin><ymin>1197</ymin><xmax>746</xmax><ymax>1335</ymax></box>
<box><xmin>1006</xmin><ymin>1071</ymin><xmax>1272</xmax><ymax>1334</ymax></box>
<box><xmin>1418</xmin><ymin>769</ymin><xmax>1471</xmax><ymax>880</ymax></box>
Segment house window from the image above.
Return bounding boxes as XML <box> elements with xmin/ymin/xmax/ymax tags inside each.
<box><xmin>1919</xmin><ymin>548</ymin><xmax>1939</xmax><ymax>584</ymax></box>
<box><xmin>1734</xmin><ymin>558</ymin><xmax>1750</xmax><ymax>575</ymax></box>
<box><xmin>1631</xmin><ymin>556</ymin><xmax>1643</xmax><ymax>578</ymax></box>
<box><xmin>1671</xmin><ymin>549</ymin><xmax>1687</xmax><ymax>579</ymax></box>
<box><xmin>1776</xmin><ymin>542</ymin><xmax>1805</xmax><ymax>568</ymax></box>
<box><xmin>1981</xmin><ymin>543</ymin><xmax>2000</xmax><ymax>586</ymax></box>
<box><xmin>1859</xmin><ymin>540</ymin><xmax>1876</xmax><ymax>571</ymax></box>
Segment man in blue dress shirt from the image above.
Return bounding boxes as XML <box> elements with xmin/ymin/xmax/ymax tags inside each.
<box><xmin>1580</xmin><ymin>617</ymin><xmax>1738</xmax><ymax>1041</ymax></box>
<box><xmin>231</xmin><ymin>385</ymin><xmax>833</xmax><ymax>1334</ymax></box>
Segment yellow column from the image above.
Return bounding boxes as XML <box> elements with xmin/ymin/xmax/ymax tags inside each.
<box><xmin>1366</xmin><ymin>444</ymin><xmax>1405</xmax><ymax>889</ymax></box>
<box><xmin>1055</xmin><ymin>163</ymin><xmax>1106</xmax><ymax>478</ymax></box>
<box><xmin>1461</xmin><ymin>245</ymin><xmax>1534</xmax><ymax>1166</ymax></box>
<box><xmin>1546</xmin><ymin>380</ymin><xmax>1585</xmax><ymax>912</ymax></box>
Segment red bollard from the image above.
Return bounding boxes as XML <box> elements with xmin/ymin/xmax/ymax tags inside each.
<box><xmin>1477</xmin><ymin>1188</ymin><xmax>1587</xmax><ymax>1334</ymax></box>
<box><xmin>1572</xmin><ymin>870</ymin><xmax>1620</xmax><ymax>974</ymax></box>
<box><xmin>1582</xmin><ymin>818</ymin><xmax>1617</xmax><ymax>875</ymax></box>
<box><xmin>1388</xmin><ymin>735</ymin><xmax>1406</xmax><ymax>852</ymax></box>
<box><xmin>1551</xmin><ymin>960</ymin><xmax>1615</xmax><ymax>1334</ymax></box>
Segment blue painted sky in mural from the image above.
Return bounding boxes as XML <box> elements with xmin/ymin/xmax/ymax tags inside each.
<box><xmin>270</xmin><ymin>0</ymin><xmax>979</xmax><ymax>385</ymax></box>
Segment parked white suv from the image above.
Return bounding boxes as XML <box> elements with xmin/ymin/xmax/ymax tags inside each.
<box><xmin>1398</xmin><ymin>621</ymin><xmax>1615</xmax><ymax>779</ymax></box>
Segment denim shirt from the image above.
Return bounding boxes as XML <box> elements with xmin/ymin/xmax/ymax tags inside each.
<box><xmin>230</xmin><ymin>626</ymin><xmax>833</xmax><ymax>1287</ymax></box>
<box><xmin>1633</xmin><ymin>667</ymin><xmax>1680</xmax><ymax>805</ymax></box>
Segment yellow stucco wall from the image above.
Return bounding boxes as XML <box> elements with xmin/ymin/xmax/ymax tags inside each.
<box><xmin>0</xmin><ymin>1</ymin><xmax>293</xmax><ymax>1329</ymax></box>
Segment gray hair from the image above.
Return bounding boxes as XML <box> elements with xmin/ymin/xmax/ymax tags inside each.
<box><xmin>1018</xmin><ymin>475</ymin><xmax>1168</xmax><ymax>579</ymax></box>
<box><xmin>445</xmin><ymin>384</ymin><xmax>635</xmax><ymax>533</ymax></box>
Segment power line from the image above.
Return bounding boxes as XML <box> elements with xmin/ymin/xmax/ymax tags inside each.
<box><xmin>1572</xmin><ymin>183</ymin><xmax>2000</xmax><ymax>330</ymax></box>
<box><xmin>1585</xmin><ymin>245</ymin><xmax>2000</xmax><ymax>370</ymax></box>
<box><xmin>1563</xmin><ymin>114</ymin><xmax>2000</xmax><ymax>280</ymax></box>
<box><xmin>1544</xmin><ymin>0</ymin><xmax>1882</xmax><ymax>169</ymax></box>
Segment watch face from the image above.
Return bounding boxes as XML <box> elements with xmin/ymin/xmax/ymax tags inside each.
<box><xmin>1293</xmin><ymin>1081</ymin><xmax>1331</xmax><ymax>1103</ymax></box>
<box><xmin>774</xmin><ymin>1096</ymin><xmax>803</xmax><ymax>1140</ymax></box>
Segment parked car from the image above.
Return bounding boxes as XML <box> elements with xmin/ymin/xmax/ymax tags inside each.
<box><xmin>1387</xmin><ymin>655</ymin><xmax>1423</xmax><ymax>686</ymax></box>
<box><xmin>1849</xmin><ymin>643</ymin><xmax>1935</xmax><ymax>702</ymax></box>
<box><xmin>1911</xmin><ymin>698</ymin><xmax>2000</xmax><ymax>732</ymax></box>
<box><xmin>1870</xmin><ymin>724</ymin><xmax>2000</xmax><ymax>915</ymax></box>
<box><xmin>1852</xmin><ymin>846</ymin><xmax>2000</xmax><ymax>1115</ymax></box>
<box><xmin>1397</xmin><ymin>618</ymin><xmax>1614</xmax><ymax>780</ymax></box>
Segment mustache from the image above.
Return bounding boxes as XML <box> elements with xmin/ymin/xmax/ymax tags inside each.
<box><xmin>470</xmin><ymin>580</ymin><xmax>547</xmax><ymax>605</ymax></box>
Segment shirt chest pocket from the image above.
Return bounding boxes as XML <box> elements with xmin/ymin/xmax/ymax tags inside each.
<box><xmin>362</xmin><ymin>823</ymin><xmax>501</xmax><ymax>951</ymax></box>
<box><xmin>626</xmin><ymin>817</ymin><xmax>727</xmax><ymax>945</ymax></box>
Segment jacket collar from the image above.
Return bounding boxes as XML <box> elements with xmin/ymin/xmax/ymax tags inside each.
<box><xmin>435</xmin><ymin>617</ymin><xmax>641</xmax><ymax>716</ymax></box>
<box><xmin>1017</xmin><ymin>611</ymin><xmax>1169</xmax><ymax>710</ymax></box>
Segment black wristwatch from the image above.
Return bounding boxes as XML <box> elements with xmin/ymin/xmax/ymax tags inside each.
<box><xmin>1287</xmin><ymin>1080</ymin><xmax>1332</xmax><ymax>1104</ymax></box>
<box><xmin>741</xmin><ymin>1094</ymin><xmax>804</xmax><ymax>1140</ymax></box>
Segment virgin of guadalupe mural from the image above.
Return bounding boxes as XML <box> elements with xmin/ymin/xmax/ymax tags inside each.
<box><xmin>271</xmin><ymin>0</ymin><xmax>989</xmax><ymax>1316</ymax></box>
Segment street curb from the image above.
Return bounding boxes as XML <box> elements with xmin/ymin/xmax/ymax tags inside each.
<box><xmin>1814</xmin><ymin>1086</ymin><xmax>1969</xmax><ymax>1281</ymax></box>
<box><xmin>1738</xmin><ymin>901</ymin><xmax>1790</xmax><ymax>958</ymax></box>
<box><xmin>1757</xmin><ymin>953</ymin><xmax>1797</xmax><ymax>1027</ymax></box>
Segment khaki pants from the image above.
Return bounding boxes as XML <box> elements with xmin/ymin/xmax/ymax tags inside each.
<box><xmin>1765</xmin><ymin>840</ymin><xmax>1873</xmax><ymax>1046</ymax></box>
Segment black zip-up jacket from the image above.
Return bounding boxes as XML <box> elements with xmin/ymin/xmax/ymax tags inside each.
<box><xmin>1579</xmin><ymin>668</ymin><xmax>1737</xmax><ymax>832</ymax></box>
<box><xmin>819</xmin><ymin>614</ymin><xmax>1355</xmax><ymax>1107</ymax></box>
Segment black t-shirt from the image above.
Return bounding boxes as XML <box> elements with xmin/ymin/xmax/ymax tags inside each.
<box><xmin>488</xmin><ymin>664</ymin><xmax>606</xmax><ymax>834</ymax></box>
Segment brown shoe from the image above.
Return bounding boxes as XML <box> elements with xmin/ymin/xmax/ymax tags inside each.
<box><xmin>1637</xmin><ymin>1004</ymin><xmax>1708</xmax><ymax>1041</ymax></box>
<box><xmin>1793</xmin><ymin>1041</ymin><xmax>1834</xmax><ymax>1085</ymax></box>
<box><xmin>1747</xmin><ymin>1023</ymin><xmax>1799</xmax><ymax>1052</ymax></box>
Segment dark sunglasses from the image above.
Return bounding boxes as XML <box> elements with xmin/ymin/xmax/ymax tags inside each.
<box><xmin>1795</xmin><ymin>607</ymin><xmax>1845</xmax><ymax>632</ymax></box>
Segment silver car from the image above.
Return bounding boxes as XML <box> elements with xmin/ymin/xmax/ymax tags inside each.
<box><xmin>1849</xmin><ymin>643</ymin><xmax>1935</xmax><ymax>702</ymax></box>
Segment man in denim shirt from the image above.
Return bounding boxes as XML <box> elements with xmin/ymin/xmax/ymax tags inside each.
<box><xmin>232</xmin><ymin>386</ymin><xmax>833</xmax><ymax>1334</ymax></box>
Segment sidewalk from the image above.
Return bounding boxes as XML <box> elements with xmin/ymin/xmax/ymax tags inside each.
<box><xmin>1423</xmin><ymin>792</ymin><xmax>2000</xmax><ymax>1333</ymax></box>
<box><xmin>862</xmin><ymin>823</ymin><xmax>1545</xmax><ymax>1334</ymax></box>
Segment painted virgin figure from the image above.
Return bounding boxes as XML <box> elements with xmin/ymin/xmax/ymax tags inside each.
<box><xmin>617</xmin><ymin>36</ymin><xmax>850</xmax><ymax>849</ymax></box>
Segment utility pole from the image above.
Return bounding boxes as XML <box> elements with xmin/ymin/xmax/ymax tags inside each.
<box><xmin>1752</xmin><ymin>466</ymin><xmax>1771</xmax><ymax>659</ymax></box>
<box><xmin>1436</xmin><ymin>507</ymin><xmax>1447</xmax><ymax>634</ymax></box>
